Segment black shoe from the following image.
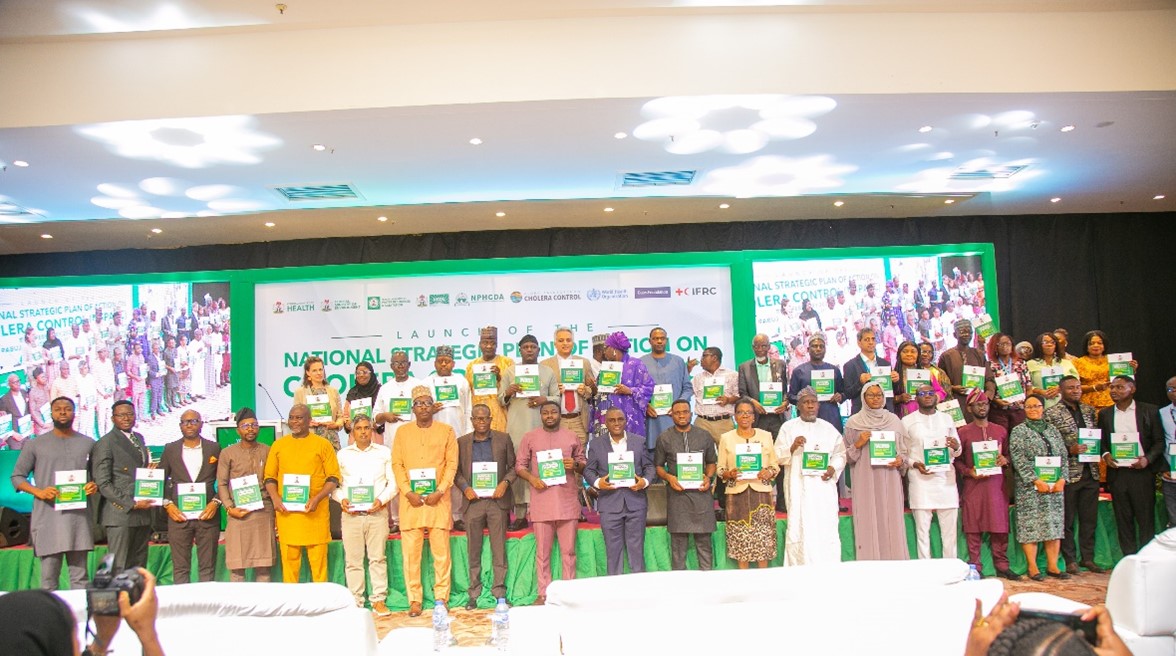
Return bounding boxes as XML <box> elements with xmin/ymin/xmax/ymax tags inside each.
<box><xmin>715</xmin><ymin>509</ymin><xmax>726</xmax><ymax>522</ymax></box>
<box><xmin>997</xmin><ymin>568</ymin><xmax>1022</xmax><ymax>581</ymax></box>
<box><xmin>508</xmin><ymin>518</ymin><xmax>528</xmax><ymax>531</ymax></box>
<box><xmin>389</xmin><ymin>523</ymin><xmax>400</xmax><ymax>535</ymax></box>
<box><xmin>1065</xmin><ymin>562</ymin><xmax>1080</xmax><ymax>575</ymax></box>
<box><xmin>1046</xmin><ymin>570</ymin><xmax>1071</xmax><ymax>580</ymax></box>
<box><xmin>1079</xmin><ymin>561</ymin><xmax>1106</xmax><ymax>574</ymax></box>
<box><xmin>452</xmin><ymin>520</ymin><xmax>466</xmax><ymax>532</ymax></box>
<box><xmin>1030</xmin><ymin>572</ymin><xmax>1046</xmax><ymax>581</ymax></box>
<box><xmin>465</xmin><ymin>599</ymin><xmax>479</xmax><ymax>611</ymax></box>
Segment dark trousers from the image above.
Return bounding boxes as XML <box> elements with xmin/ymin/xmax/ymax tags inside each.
<box><xmin>1164</xmin><ymin>479</ymin><xmax>1176</xmax><ymax>529</ymax></box>
<box><xmin>465</xmin><ymin>500</ymin><xmax>509</xmax><ymax>602</ymax></box>
<box><xmin>1108</xmin><ymin>470</ymin><xmax>1156</xmax><ymax>555</ymax></box>
<box><xmin>670</xmin><ymin>532</ymin><xmax>714</xmax><ymax>571</ymax></box>
<box><xmin>600</xmin><ymin>507</ymin><xmax>647</xmax><ymax>575</ymax></box>
<box><xmin>169</xmin><ymin>518</ymin><xmax>220</xmax><ymax>583</ymax></box>
<box><xmin>1062</xmin><ymin>471</ymin><xmax>1099</xmax><ymax>564</ymax></box>
<box><xmin>965</xmin><ymin>531</ymin><xmax>1009</xmax><ymax>572</ymax></box>
<box><xmin>756</xmin><ymin>414</ymin><xmax>788</xmax><ymax>510</ymax></box>
<box><xmin>105</xmin><ymin>524</ymin><xmax>151</xmax><ymax>572</ymax></box>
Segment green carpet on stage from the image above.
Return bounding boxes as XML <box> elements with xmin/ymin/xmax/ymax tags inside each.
<box><xmin>0</xmin><ymin>497</ymin><xmax>1166</xmax><ymax>610</ymax></box>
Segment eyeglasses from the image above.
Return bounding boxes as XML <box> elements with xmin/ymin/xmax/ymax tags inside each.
<box><xmin>1168</xmin><ymin>386</ymin><xmax>1176</xmax><ymax>393</ymax></box>
<box><xmin>238</xmin><ymin>422</ymin><xmax>259</xmax><ymax>430</ymax></box>
<box><xmin>411</xmin><ymin>400</ymin><xmax>432</xmax><ymax>407</ymax></box>
<box><xmin>179</xmin><ymin>419</ymin><xmax>203</xmax><ymax>426</ymax></box>
<box><xmin>915</xmin><ymin>391</ymin><xmax>937</xmax><ymax>397</ymax></box>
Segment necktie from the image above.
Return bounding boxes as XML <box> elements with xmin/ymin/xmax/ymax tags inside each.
<box><xmin>564</xmin><ymin>389</ymin><xmax>575</xmax><ymax>412</ymax></box>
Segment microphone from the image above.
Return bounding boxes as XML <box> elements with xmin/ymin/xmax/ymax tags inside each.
<box><xmin>257</xmin><ymin>382</ymin><xmax>285</xmax><ymax>419</ymax></box>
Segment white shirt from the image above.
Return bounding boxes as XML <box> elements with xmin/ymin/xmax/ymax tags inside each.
<box><xmin>182</xmin><ymin>442</ymin><xmax>204</xmax><ymax>481</ymax></box>
<box><xmin>425</xmin><ymin>374</ymin><xmax>472</xmax><ymax>436</ymax></box>
<box><xmin>373</xmin><ymin>375</ymin><xmax>422</xmax><ymax>444</ymax></box>
<box><xmin>901</xmin><ymin>410</ymin><xmax>962</xmax><ymax>510</ymax></box>
<box><xmin>332</xmin><ymin>441</ymin><xmax>395</xmax><ymax>505</ymax></box>
<box><xmin>1112</xmin><ymin>401</ymin><xmax>1138</xmax><ymax>435</ymax></box>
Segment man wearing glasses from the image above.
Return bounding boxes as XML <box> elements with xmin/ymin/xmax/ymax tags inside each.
<box><xmin>92</xmin><ymin>400</ymin><xmax>155</xmax><ymax>572</ymax></box>
<box><xmin>160</xmin><ymin>409</ymin><xmax>222</xmax><ymax>582</ymax></box>
<box><xmin>216</xmin><ymin>407</ymin><xmax>275</xmax><ymax>582</ymax></box>
<box><xmin>901</xmin><ymin>383</ymin><xmax>963</xmax><ymax>560</ymax></box>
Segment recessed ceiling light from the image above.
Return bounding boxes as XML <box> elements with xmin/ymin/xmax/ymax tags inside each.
<box><xmin>41</xmin><ymin>234</ymin><xmax>52</xmax><ymax>239</ymax></box>
<box><xmin>1050</xmin><ymin>197</ymin><xmax>1062</xmax><ymax>203</ymax></box>
<box><xmin>151</xmin><ymin>228</ymin><xmax>163</xmax><ymax>234</ymax></box>
<box><xmin>944</xmin><ymin>199</ymin><xmax>955</xmax><ymax>204</ymax></box>
<box><xmin>495</xmin><ymin>211</ymin><xmax>506</xmax><ymax>217</ymax></box>
<box><xmin>1154</xmin><ymin>194</ymin><xmax>1165</xmax><ymax>200</ymax></box>
<box><xmin>1059</xmin><ymin>125</ymin><xmax>1075</xmax><ymax>133</ymax></box>
<box><xmin>469</xmin><ymin>138</ymin><xmax>483</xmax><ymax>145</ymax></box>
<box><xmin>13</xmin><ymin>160</ymin><xmax>30</xmax><ymax>167</ymax></box>
<box><xmin>377</xmin><ymin>215</ymin><xmax>388</xmax><ymax>222</ymax></box>
<box><xmin>718</xmin><ymin>203</ymin><xmax>730</xmax><ymax>209</ymax></box>
<box><xmin>917</xmin><ymin>126</ymin><xmax>933</xmax><ymax>133</ymax></box>
<box><xmin>264</xmin><ymin>221</ymin><xmax>275</xmax><ymax>227</ymax></box>
<box><xmin>312</xmin><ymin>144</ymin><xmax>326</xmax><ymax>151</ymax></box>
<box><xmin>603</xmin><ymin>207</ymin><xmax>614</xmax><ymax>212</ymax></box>
<box><xmin>833</xmin><ymin>201</ymin><xmax>844</xmax><ymax>207</ymax></box>
<box><xmin>614</xmin><ymin>132</ymin><xmax>627</xmax><ymax>140</ymax></box>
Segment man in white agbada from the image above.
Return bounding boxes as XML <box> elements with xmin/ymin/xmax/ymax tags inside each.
<box><xmin>901</xmin><ymin>382</ymin><xmax>963</xmax><ymax>559</ymax></box>
<box><xmin>775</xmin><ymin>386</ymin><xmax>846</xmax><ymax>566</ymax></box>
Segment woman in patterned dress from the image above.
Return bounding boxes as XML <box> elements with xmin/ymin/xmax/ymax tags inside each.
<box><xmin>1009</xmin><ymin>394</ymin><xmax>1068</xmax><ymax>580</ymax></box>
<box><xmin>718</xmin><ymin>398</ymin><xmax>779</xmax><ymax>568</ymax></box>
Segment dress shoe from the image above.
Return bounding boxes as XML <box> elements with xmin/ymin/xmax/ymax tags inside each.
<box><xmin>465</xmin><ymin>599</ymin><xmax>479</xmax><ymax>611</ymax></box>
<box><xmin>1046</xmin><ymin>570</ymin><xmax>1071</xmax><ymax>580</ymax></box>
<box><xmin>714</xmin><ymin>508</ymin><xmax>726</xmax><ymax>522</ymax></box>
<box><xmin>389</xmin><ymin>523</ymin><xmax>400</xmax><ymax>535</ymax></box>
<box><xmin>997</xmin><ymin>568</ymin><xmax>1022</xmax><ymax>581</ymax></box>
<box><xmin>508</xmin><ymin>518</ymin><xmax>528</xmax><ymax>531</ymax></box>
<box><xmin>371</xmin><ymin>601</ymin><xmax>392</xmax><ymax>617</ymax></box>
<box><xmin>1065</xmin><ymin>562</ymin><xmax>1080</xmax><ymax>575</ymax></box>
<box><xmin>408</xmin><ymin>601</ymin><xmax>423</xmax><ymax>617</ymax></box>
<box><xmin>1079</xmin><ymin>561</ymin><xmax>1106</xmax><ymax>574</ymax></box>
<box><xmin>534</xmin><ymin>595</ymin><xmax>546</xmax><ymax>606</ymax></box>
<box><xmin>452</xmin><ymin>520</ymin><xmax>466</xmax><ymax>532</ymax></box>
<box><xmin>1030</xmin><ymin>572</ymin><xmax>1046</xmax><ymax>581</ymax></box>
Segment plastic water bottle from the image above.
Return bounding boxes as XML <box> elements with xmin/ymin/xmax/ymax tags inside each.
<box><xmin>491</xmin><ymin>597</ymin><xmax>510</xmax><ymax>651</ymax></box>
<box><xmin>965</xmin><ymin>564</ymin><xmax>982</xmax><ymax>581</ymax></box>
<box><xmin>432</xmin><ymin>599</ymin><xmax>450</xmax><ymax>652</ymax></box>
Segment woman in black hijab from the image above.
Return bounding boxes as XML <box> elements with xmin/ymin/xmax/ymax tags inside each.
<box><xmin>342</xmin><ymin>360</ymin><xmax>383</xmax><ymax>442</ymax></box>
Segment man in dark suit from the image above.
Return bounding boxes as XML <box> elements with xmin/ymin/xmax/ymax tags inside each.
<box><xmin>738</xmin><ymin>334</ymin><xmax>789</xmax><ymax>510</ymax></box>
<box><xmin>92</xmin><ymin>400</ymin><xmax>154</xmax><ymax>571</ymax></box>
<box><xmin>454</xmin><ymin>403</ymin><xmax>517</xmax><ymax>609</ymax></box>
<box><xmin>843</xmin><ymin>327</ymin><xmax>899</xmax><ymax>414</ymax></box>
<box><xmin>584</xmin><ymin>407</ymin><xmax>655</xmax><ymax>576</ymax></box>
<box><xmin>0</xmin><ymin>373</ymin><xmax>30</xmax><ymax>449</ymax></box>
<box><xmin>1098</xmin><ymin>375</ymin><xmax>1165</xmax><ymax>555</ymax></box>
<box><xmin>160</xmin><ymin>409</ymin><xmax>222</xmax><ymax>582</ymax></box>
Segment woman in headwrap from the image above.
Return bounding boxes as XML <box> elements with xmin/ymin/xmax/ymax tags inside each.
<box><xmin>1009</xmin><ymin>393</ymin><xmax>1068</xmax><ymax>580</ymax></box>
<box><xmin>43</xmin><ymin>327</ymin><xmax>64</xmax><ymax>386</ymax></box>
<box><xmin>592</xmin><ymin>331</ymin><xmax>655</xmax><ymax>440</ymax></box>
<box><xmin>343</xmin><ymin>360</ymin><xmax>382</xmax><ymax>443</ymax></box>
<box><xmin>843</xmin><ymin>380</ymin><xmax>910</xmax><ymax>560</ymax></box>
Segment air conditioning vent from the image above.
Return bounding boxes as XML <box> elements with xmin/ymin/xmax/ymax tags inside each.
<box><xmin>618</xmin><ymin>170</ymin><xmax>697</xmax><ymax>187</ymax></box>
<box><xmin>949</xmin><ymin>165</ymin><xmax>1029</xmax><ymax>180</ymax></box>
<box><xmin>271</xmin><ymin>183</ymin><xmax>363</xmax><ymax>202</ymax></box>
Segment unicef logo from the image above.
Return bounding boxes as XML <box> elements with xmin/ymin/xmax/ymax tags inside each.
<box><xmin>510</xmin><ymin>291</ymin><xmax>523</xmax><ymax>304</ymax></box>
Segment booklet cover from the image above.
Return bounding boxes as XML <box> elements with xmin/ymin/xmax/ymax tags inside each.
<box><xmin>972</xmin><ymin>440</ymin><xmax>1001</xmax><ymax>476</ymax></box>
<box><xmin>1078</xmin><ymin>428</ymin><xmax>1102</xmax><ymax>463</ymax></box>
<box><xmin>471</xmin><ymin>363</ymin><xmax>498</xmax><ymax>395</ymax></box>
<box><xmin>701</xmin><ymin>377</ymin><xmax>724</xmax><ymax>405</ymax></box>
<box><xmin>735</xmin><ymin>442</ymin><xmax>762</xmax><ymax>481</ymax></box>
<box><xmin>433</xmin><ymin>378</ymin><xmax>460</xmax><ymax>408</ymax></box>
<box><xmin>1110</xmin><ymin>432</ymin><xmax>1141</xmax><ymax>466</ymax></box>
<box><xmin>177</xmin><ymin>482</ymin><xmax>207</xmax><ymax>520</ymax></box>
<box><xmin>1039</xmin><ymin>366</ymin><xmax>1064</xmax><ymax>391</ymax></box>
<box><xmin>922</xmin><ymin>435</ymin><xmax>951</xmax><ymax>473</ymax></box>
<box><xmin>1034</xmin><ymin>456</ymin><xmax>1062</xmax><ymax>484</ymax></box>
<box><xmin>937</xmin><ymin>399</ymin><xmax>966</xmax><ymax>428</ymax></box>
<box><xmin>995</xmin><ymin>374</ymin><xmax>1026</xmax><ymax>403</ymax></box>
<box><xmin>869</xmin><ymin>430</ymin><xmax>897</xmax><ymax>466</ymax></box>
<box><xmin>650</xmin><ymin>384</ymin><xmax>674</xmax><ymax>416</ymax></box>
<box><xmin>559</xmin><ymin>360</ymin><xmax>583</xmax><ymax>390</ymax></box>
<box><xmin>306</xmin><ymin>393</ymin><xmax>332</xmax><ymax>419</ymax></box>
<box><xmin>607</xmin><ymin>451</ymin><xmax>636</xmax><ymax>488</ymax></box>
<box><xmin>230</xmin><ymin>474</ymin><xmax>264</xmax><ymax>511</ymax></box>
<box><xmin>759</xmin><ymin>382</ymin><xmax>784</xmax><ymax>411</ymax></box>
<box><xmin>471</xmin><ymin>462</ymin><xmax>498</xmax><ymax>498</ymax></box>
<box><xmin>1107</xmin><ymin>353</ymin><xmax>1134</xmax><ymax>378</ymax></box>
<box><xmin>537</xmin><ymin>449</ymin><xmax>567</xmax><ymax>485</ymax></box>
<box><xmin>409</xmin><ymin>468</ymin><xmax>438</xmax><ymax>495</ymax></box>
<box><xmin>676</xmin><ymin>452</ymin><xmax>704</xmax><ymax>489</ymax></box>
<box><xmin>597</xmin><ymin>362</ymin><xmax>623</xmax><ymax>392</ymax></box>
<box><xmin>348</xmin><ymin>397</ymin><xmax>372</xmax><ymax>422</ymax></box>
<box><xmin>282</xmin><ymin>473</ymin><xmax>310</xmax><ymax>511</ymax></box>
<box><xmin>54</xmin><ymin>470</ymin><xmax>87</xmax><ymax>511</ymax></box>
<box><xmin>811</xmin><ymin>369</ymin><xmax>835</xmax><ymax>401</ymax></box>
<box><xmin>904</xmin><ymin>369</ymin><xmax>931</xmax><ymax>396</ymax></box>
<box><xmin>962</xmin><ymin>365</ymin><xmax>986</xmax><ymax>390</ymax></box>
<box><xmin>871</xmin><ymin>366</ymin><xmax>894</xmax><ymax>398</ymax></box>
<box><xmin>133</xmin><ymin>468</ymin><xmax>165</xmax><ymax>505</ymax></box>
<box><xmin>515</xmin><ymin>364</ymin><xmax>541</xmax><ymax>398</ymax></box>
<box><xmin>345</xmin><ymin>476</ymin><xmax>375</xmax><ymax>512</ymax></box>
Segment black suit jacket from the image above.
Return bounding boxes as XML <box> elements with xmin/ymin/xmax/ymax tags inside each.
<box><xmin>1097</xmin><ymin>401</ymin><xmax>1165</xmax><ymax>480</ymax></box>
<box><xmin>842</xmin><ymin>354</ymin><xmax>895</xmax><ymax>414</ymax></box>
<box><xmin>160</xmin><ymin>437</ymin><xmax>222</xmax><ymax>520</ymax></box>
<box><xmin>92</xmin><ymin>428</ymin><xmax>154</xmax><ymax>527</ymax></box>
<box><xmin>737</xmin><ymin>358</ymin><xmax>787</xmax><ymax>433</ymax></box>
<box><xmin>454</xmin><ymin>430</ymin><xmax>517</xmax><ymax>512</ymax></box>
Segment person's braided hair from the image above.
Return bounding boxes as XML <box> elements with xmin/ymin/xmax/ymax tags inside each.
<box><xmin>985</xmin><ymin>617</ymin><xmax>1096</xmax><ymax>656</ymax></box>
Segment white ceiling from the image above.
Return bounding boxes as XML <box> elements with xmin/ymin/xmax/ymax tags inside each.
<box><xmin>0</xmin><ymin>1</ymin><xmax>1173</xmax><ymax>256</ymax></box>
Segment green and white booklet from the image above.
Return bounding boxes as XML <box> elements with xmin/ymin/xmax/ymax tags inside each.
<box><xmin>385</xmin><ymin>394</ymin><xmax>412</xmax><ymax>420</ymax></box>
<box><xmin>759</xmin><ymin>382</ymin><xmax>784</xmax><ymax>411</ymax></box>
<box><xmin>1168</xmin><ymin>443</ymin><xmax>1176</xmax><ymax>473</ymax></box>
<box><xmin>0</xmin><ymin>415</ymin><xmax>10</xmax><ymax>440</ymax></box>
<box><xmin>810</xmin><ymin>369</ymin><xmax>835</xmax><ymax>401</ymax></box>
<box><xmin>177</xmin><ymin>482</ymin><xmax>207</xmax><ymax>520</ymax></box>
<box><xmin>869</xmin><ymin>430</ymin><xmax>898</xmax><ymax>466</ymax></box>
<box><xmin>922</xmin><ymin>435</ymin><xmax>951</xmax><ymax>473</ymax></box>
<box><xmin>1110</xmin><ymin>432</ymin><xmax>1141</xmax><ymax>466</ymax></box>
<box><xmin>38</xmin><ymin>402</ymin><xmax>52</xmax><ymax>426</ymax></box>
<box><xmin>515</xmin><ymin>365</ymin><xmax>541</xmax><ymax>398</ymax></box>
<box><xmin>870</xmin><ymin>366</ymin><xmax>894</xmax><ymax>398</ymax></box>
<box><xmin>972</xmin><ymin>440</ymin><xmax>1001</xmax><ymax>477</ymax></box>
<box><xmin>801</xmin><ymin>439</ymin><xmax>830</xmax><ymax>477</ymax></box>
<box><xmin>471</xmin><ymin>462</ymin><xmax>498</xmax><ymax>498</ymax></box>
<box><xmin>1034</xmin><ymin>456</ymin><xmax>1062</xmax><ymax>484</ymax></box>
<box><xmin>607</xmin><ymin>451</ymin><xmax>636</xmax><ymax>488</ymax></box>
<box><xmin>1078</xmin><ymin>428</ymin><xmax>1102</xmax><ymax>463</ymax></box>
<box><xmin>471</xmin><ymin>363</ymin><xmax>499</xmax><ymax>395</ymax></box>
<box><xmin>345</xmin><ymin>476</ymin><xmax>375</xmax><ymax>512</ymax></box>
<box><xmin>904</xmin><ymin>369</ymin><xmax>931</xmax><ymax>396</ymax></box>
<box><xmin>961</xmin><ymin>365</ymin><xmax>986</xmax><ymax>390</ymax></box>
<box><xmin>700</xmin><ymin>376</ymin><xmax>725</xmax><ymax>406</ymax></box>
<box><xmin>536</xmin><ymin>448</ymin><xmax>567</xmax><ymax>485</ymax></box>
<box><xmin>306</xmin><ymin>394</ymin><xmax>332</xmax><ymax>420</ymax></box>
<box><xmin>17</xmin><ymin>415</ymin><xmax>32</xmax><ymax>439</ymax></box>
<box><xmin>972</xmin><ymin>314</ymin><xmax>996</xmax><ymax>341</ymax></box>
<box><xmin>995</xmin><ymin>373</ymin><xmax>1026</xmax><ymax>403</ymax></box>
<box><xmin>558</xmin><ymin>359</ymin><xmax>583</xmax><ymax>390</ymax></box>
<box><xmin>230</xmin><ymin>474</ymin><xmax>264</xmax><ymax>511</ymax></box>
<box><xmin>676</xmin><ymin>452</ymin><xmax>705</xmax><ymax>489</ymax></box>
<box><xmin>133</xmin><ymin>468</ymin><xmax>165</xmax><ymax>506</ymax></box>
<box><xmin>735</xmin><ymin>442</ymin><xmax>762</xmax><ymax>481</ymax></box>
<box><xmin>433</xmin><ymin>377</ymin><xmax>460</xmax><ymax>408</ymax></box>
<box><xmin>597</xmin><ymin>362</ymin><xmax>623</xmax><ymax>393</ymax></box>
<box><xmin>1039</xmin><ymin>366</ymin><xmax>1064</xmax><ymax>391</ymax></box>
<box><xmin>937</xmin><ymin>399</ymin><xmax>967</xmax><ymax>428</ymax></box>
<box><xmin>409</xmin><ymin>468</ymin><xmax>437</xmax><ymax>495</ymax></box>
<box><xmin>1107</xmin><ymin>353</ymin><xmax>1134</xmax><ymax>378</ymax></box>
<box><xmin>650</xmin><ymin>384</ymin><xmax>674</xmax><ymax>416</ymax></box>
<box><xmin>348</xmin><ymin>397</ymin><xmax>372</xmax><ymax>422</ymax></box>
<box><xmin>282</xmin><ymin>473</ymin><xmax>311</xmax><ymax>511</ymax></box>
<box><xmin>54</xmin><ymin>470</ymin><xmax>88</xmax><ymax>511</ymax></box>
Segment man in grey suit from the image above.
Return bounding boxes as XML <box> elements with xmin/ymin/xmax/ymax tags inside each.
<box><xmin>738</xmin><ymin>334</ymin><xmax>789</xmax><ymax>510</ymax></box>
<box><xmin>159</xmin><ymin>409</ymin><xmax>222</xmax><ymax>583</ymax></box>
<box><xmin>454</xmin><ymin>403</ymin><xmax>517</xmax><ymax>609</ymax></box>
<box><xmin>92</xmin><ymin>399</ymin><xmax>154</xmax><ymax>571</ymax></box>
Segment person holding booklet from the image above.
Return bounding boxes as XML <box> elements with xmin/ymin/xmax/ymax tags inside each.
<box><xmin>464</xmin><ymin>326</ymin><xmax>513</xmax><ymax>433</ymax></box>
<box><xmin>216</xmin><ymin>407</ymin><xmax>276</xmax><ymax>582</ymax></box>
<box><xmin>937</xmin><ymin>319</ymin><xmax>996</xmax><ymax>423</ymax></box>
<box><xmin>373</xmin><ymin>349</ymin><xmax>424</xmax><ymax>532</ymax></box>
<box><xmin>342</xmin><ymin>361</ymin><xmax>381</xmax><ymax>443</ymax></box>
<box><xmin>640</xmin><ymin>327</ymin><xmax>695</xmax><ymax>450</ymax></box>
<box><xmin>902</xmin><ymin>383</ymin><xmax>962</xmax><ymax>560</ymax></box>
<box><xmin>986</xmin><ymin>333</ymin><xmax>1030</xmax><ymax>432</ymax></box>
<box><xmin>28</xmin><ymin>366</ymin><xmax>53</xmax><ymax>436</ymax></box>
<box><xmin>539</xmin><ymin>327</ymin><xmax>598</xmax><ymax>447</ymax></box>
<box><xmin>654</xmin><ymin>400</ymin><xmax>718</xmax><ymax>570</ymax></box>
<box><xmin>955</xmin><ymin>391</ymin><xmax>1017</xmax><ymax>579</ymax></box>
<box><xmin>501</xmin><ymin>334</ymin><xmax>559</xmax><ymax>530</ymax></box>
<box><xmin>333</xmin><ymin>414</ymin><xmax>395</xmax><ymax>616</ymax></box>
<box><xmin>585</xmin><ymin>407</ymin><xmax>655</xmax><ymax>576</ymax></box>
<box><xmin>1097</xmin><ymin>375</ymin><xmax>1165</xmax><ymax>555</ymax></box>
<box><xmin>842</xmin><ymin>328</ymin><xmax>898</xmax><ymax>414</ymax></box>
<box><xmin>787</xmin><ymin>334</ymin><xmax>845</xmax><ymax>431</ymax></box>
<box><xmin>264</xmin><ymin>404</ymin><xmax>341</xmax><ymax>583</ymax></box>
<box><xmin>775</xmin><ymin>387</ymin><xmax>846</xmax><ymax>565</ymax></box>
<box><xmin>515</xmin><ymin>401</ymin><xmax>587</xmax><ymax>605</ymax></box>
<box><xmin>1042</xmin><ymin>376</ymin><xmax>1104</xmax><ymax>574</ymax></box>
<box><xmin>1026</xmin><ymin>333</ymin><xmax>1078</xmax><ymax>410</ymax></box>
<box><xmin>9</xmin><ymin>397</ymin><xmax>97</xmax><ymax>590</ymax></box>
<box><xmin>893</xmin><ymin>340</ymin><xmax>945</xmax><ymax>418</ymax></box>
<box><xmin>424</xmin><ymin>345</ymin><xmax>473</xmax><ymax>437</ymax></box>
<box><xmin>1160</xmin><ymin>376</ymin><xmax>1176</xmax><ymax>529</ymax></box>
<box><xmin>738</xmin><ymin>334</ymin><xmax>789</xmax><ymax>511</ymax></box>
<box><xmin>391</xmin><ymin>386</ymin><xmax>459</xmax><ymax>616</ymax></box>
<box><xmin>1009</xmin><ymin>394</ymin><xmax>1068</xmax><ymax>580</ymax></box>
<box><xmin>159</xmin><ymin>410</ymin><xmax>222</xmax><ymax>583</ymax></box>
<box><xmin>293</xmin><ymin>355</ymin><xmax>344</xmax><ymax>450</ymax></box>
<box><xmin>93</xmin><ymin>400</ymin><xmax>155</xmax><ymax>573</ymax></box>
<box><xmin>843</xmin><ymin>382</ymin><xmax>910</xmax><ymax>560</ymax></box>
<box><xmin>592</xmin><ymin>332</ymin><xmax>655</xmax><ymax>442</ymax></box>
<box><xmin>0</xmin><ymin>373</ymin><xmax>31</xmax><ymax>450</ymax></box>
<box><xmin>717</xmin><ymin>399</ymin><xmax>779</xmax><ymax>569</ymax></box>
<box><xmin>454</xmin><ymin>404</ymin><xmax>516</xmax><ymax>609</ymax></box>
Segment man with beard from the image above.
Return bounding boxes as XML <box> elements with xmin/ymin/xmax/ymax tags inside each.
<box><xmin>775</xmin><ymin>387</ymin><xmax>846</xmax><ymax>565</ymax></box>
<box><xmin>92</xmin><ymin>400</ymin><xmax>154</xmax><ymax>572</ymax></box>
<box><xmin>217</xmin><ymin>407</ymin><xmax>276</xmax><ymax>582</ymax></box>
<box><xmin>788</xmin><ymin>334</ymin><xmax>846</xmax><ymax>431</ymax></box>
<box><xmin>954</xmin><ymin>390</ymin><xmax>1018</xmax><ymax>579</ymax></box>
<box><xmin>640</xmin><ymin>327</ymin><xmax>695</xmax><ymax>449</ymax></box>
<box><xmin>937</xmin><ymin>319</ymin><xmax>996</xmax><ymax>422</ymax></box>
<box><xmin>903</xmin><ymin>384</ymin><xmax>962</xmax><ymax>560</ymax></box>
<box><xmin>654</xmin><ymin>400</ymin><xmax>717</xmax><ymax>570</ymax></box>
<box><xmin>464</xmin><ymin>326</ymin><xmax>512</xmax><ymax>432</ymax></box>
<box><xmin>1098</xmin><ymin>376</ymin><xmax>1165</xmax><ymax>555</ymax></box>
<box><xmin>455</xmin><ymin>404</ymin><xmax>516</xmax><ymax>609</ymax></box>
<box><xmin>160</xmin><ymin>410</ymin><xmax>222</xmax><ymax>583</ymax></box>
<box><xmin>501</xmin><ymin>334</ymin><xmax>558</xmax><ymax>530</ymax></box>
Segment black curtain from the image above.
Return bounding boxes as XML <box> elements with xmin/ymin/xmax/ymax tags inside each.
<box><xmin>4</xmin><ymin>211</ymin><xmax>1173</xmax><ymax>404</ymax></box>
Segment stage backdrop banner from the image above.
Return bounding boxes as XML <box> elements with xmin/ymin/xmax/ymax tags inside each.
<box><xmin>254</xmin><ymin>266</ymin><xmax>734</xmax><ymax>418</ymax></box>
